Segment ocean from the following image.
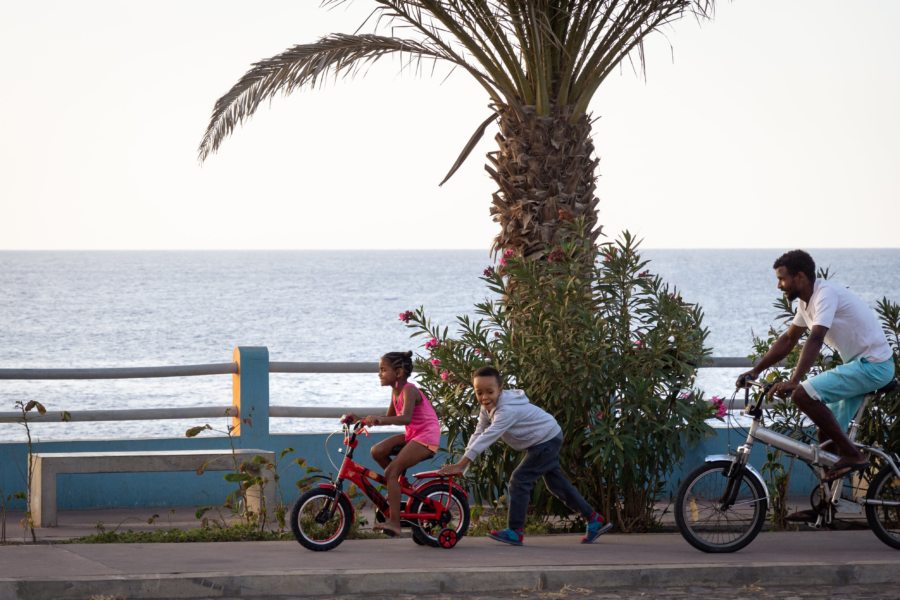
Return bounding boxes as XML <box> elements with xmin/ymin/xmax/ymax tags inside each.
<box><xmin>2</xmin><ymin>249</ymin><xmax>898</xmax><ymax>442</ymax></box>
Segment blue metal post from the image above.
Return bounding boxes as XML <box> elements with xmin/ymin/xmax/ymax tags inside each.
<box><xmin>232</xmin><ymin>346</ymin><xmax>270</xmax><ymax>448</ymax></box>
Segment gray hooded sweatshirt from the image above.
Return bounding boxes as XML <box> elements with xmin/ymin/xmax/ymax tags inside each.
<box><xmin>462</xmin><ymin>389</ymin><xmax>562</xmax><ymax>462</ymax></box>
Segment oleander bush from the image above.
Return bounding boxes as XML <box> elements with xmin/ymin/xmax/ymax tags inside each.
<box><xmin>401</xmin><ymin>226</ymin><xmax>714</xmax><ymax>532</ymax></box>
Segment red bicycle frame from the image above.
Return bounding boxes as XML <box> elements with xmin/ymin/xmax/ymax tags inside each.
<box><xmin>321</xmin><ymin>420</ymin><xmax>466</xmax><ymax>526</ymax></box>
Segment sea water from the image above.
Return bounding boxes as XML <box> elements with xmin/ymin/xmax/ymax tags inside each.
<box><xmin>1</xmin><ymin>249</ymin><xmax>898</xmax><ymax>441</ymax></box>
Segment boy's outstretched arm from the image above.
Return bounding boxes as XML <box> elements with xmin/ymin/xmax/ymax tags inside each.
<box><xmin>439</xmin><ymin>407</ymin><xmax>517</xmax><ymax>475</ymax></box>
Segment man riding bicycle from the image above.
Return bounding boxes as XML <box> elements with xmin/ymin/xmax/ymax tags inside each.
<box><xmin>737</xmin><ymin>250</ymin><xmax>895</xmax><ymax>488</ymax></box>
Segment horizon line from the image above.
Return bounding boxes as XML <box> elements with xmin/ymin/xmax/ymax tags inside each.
<box><xmin>1</xmin><ymin>246</ymin><xmax>899</xmax><ymax>252</ymax></box>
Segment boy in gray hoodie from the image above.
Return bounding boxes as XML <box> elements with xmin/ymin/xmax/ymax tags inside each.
<box><xmin>439</xmin><ymin>366</ymin><xmax>612</xmax><ymax>546</ymax></box>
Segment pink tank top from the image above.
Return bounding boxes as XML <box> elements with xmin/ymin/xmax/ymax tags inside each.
<box><xmin>392</xmin><ymin>382</ymin><xmax>441</xmax><ymax>446</ymax></box>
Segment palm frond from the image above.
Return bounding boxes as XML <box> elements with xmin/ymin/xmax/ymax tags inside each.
<box><xmin>439</xmin><ymin>111</ymin><xmax>499</xmax><ymax>186</ymax></box>
<box><xmin>199</xmin><ymin>33</ymin><xmax>454</xmax><ymax>161</ymax></box>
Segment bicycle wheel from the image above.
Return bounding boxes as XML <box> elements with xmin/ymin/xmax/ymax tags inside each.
<box><xmin>290</xmin><ymin>488</ymin><xmax>353</xmax><ymax>551</ymax></box>
<box><xmin>675</xmin><ymin>460</ymin><xmax>768</xmax><ymax>553</ymax></box>
<box><xmin>865</xmin><ymin>464</ymin><xmax>900</xmax><ymax>550</ymax></box>
<box><xmin>409</xmin><ymin>483</ymin><xmax>470</xmax><ymax>547</ymax></box>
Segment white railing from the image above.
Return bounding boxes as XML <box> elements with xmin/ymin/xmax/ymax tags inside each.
<box><xmin>0</xmin><ymin>358</ymin><xmax>751</xmax><ymax>424</ymax></box>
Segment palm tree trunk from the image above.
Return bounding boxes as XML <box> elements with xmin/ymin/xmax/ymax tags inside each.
<box><xmin>486</xmin><ymin>103</ymin><xmax>601</xmax><ymax>259</ymax></box>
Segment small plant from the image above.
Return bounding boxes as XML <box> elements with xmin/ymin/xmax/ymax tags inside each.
<box><xmin>11</xmin><ymin>399</ymin><xmax>48</xmax><ymax>543</ymax></box>
<box><xmin>1</xmin><ymin>489</ymin><xmax>27</xmax><ymax>544</ymax></box>
<box><xmin>186</xmin><ymin>419</ymin><xmax>277</xmax><ymax>533</ymax></box>
<box><xmin>186</xmin><ymin>417</ymin><xmax>324</xmax><ymax>535</ymax></box>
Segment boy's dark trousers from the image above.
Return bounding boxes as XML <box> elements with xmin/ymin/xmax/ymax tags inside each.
<box><xmin>507</xmin><ymin>433</ymin><xmax>593</xmax><ymax>531</ymax></box>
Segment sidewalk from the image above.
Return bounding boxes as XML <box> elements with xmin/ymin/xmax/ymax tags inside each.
<box><xmin>2</xmin><ymin>507</ymin><xmax>899</xmax><ymax>600</ymax></box>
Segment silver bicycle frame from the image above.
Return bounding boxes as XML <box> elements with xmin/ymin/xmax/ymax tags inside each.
<box><xmin>707</xmin><ymin>387</ymin><xmax>900</xmax><ymax>514</ymax></box>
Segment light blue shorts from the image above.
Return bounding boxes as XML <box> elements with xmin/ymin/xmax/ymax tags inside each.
<box><xmin>801</xmin><ymin>358</ymin><xmax>895</xmax><ymax>428</ymax></box>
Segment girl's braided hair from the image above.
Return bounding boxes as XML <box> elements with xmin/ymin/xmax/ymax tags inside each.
<box><xmin>382</xmin><ymin>351</ymin><xmax>414</xmax><ymax>377</ymax></box>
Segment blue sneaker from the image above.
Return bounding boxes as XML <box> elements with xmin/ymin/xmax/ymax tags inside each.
<box><xmin>582</xmin><ymin>513</ymin><xmax>613</xmax><ymax>543</ymax></box>
<box><xmin>488</xmin><ymin>528</ymin><xmax>524</xmax><ymax>546</ymax></box>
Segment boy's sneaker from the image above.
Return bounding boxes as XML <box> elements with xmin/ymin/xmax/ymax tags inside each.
<box><xmin>488</xmin><ymin>528</ymin><xmax>524</xmax><ymax>546</ymax></box>
<box><xmin>582</xmin><ymin>513</ymin><xmax>613</xmax><ymax>543</ymax></box>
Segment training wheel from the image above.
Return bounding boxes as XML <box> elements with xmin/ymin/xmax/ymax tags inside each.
<box><xmin>437</xmin><ymin>528</ymin><xmax>458</xmax><ymax>549</ymax></box>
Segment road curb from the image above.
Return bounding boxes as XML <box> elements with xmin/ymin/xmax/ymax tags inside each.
<box><xmin>4</xmin><ymin>560</ymin><xmax>898</xmax><ymax>599</ymax></box>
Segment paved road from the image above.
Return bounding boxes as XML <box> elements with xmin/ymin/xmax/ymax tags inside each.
<box><xmin>217</xmin><ymin>586</ymin><xmax>900</xmax><ymax>600</ymax></box>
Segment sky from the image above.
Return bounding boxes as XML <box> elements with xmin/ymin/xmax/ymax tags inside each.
<box><xmin>1</xmin><ymin>0</ymin><xmax>898</xmax><ymax>250</ymax></box>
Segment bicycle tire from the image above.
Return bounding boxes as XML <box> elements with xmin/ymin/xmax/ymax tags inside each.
<box><xmin>865</xmin><ymin>464</ymin><xmax>900</xmax><ymax>550</ymax></box>
<box><xmin>290</xmin><ymin>488</ymin><xmax>353</xmax><ymax>551</ymax></box>
<box><xmin>409</xmin><ymin>483</ymin><xmax>470</xmax><ymax>547</ymax></box>
<box><xmin>675</xmin><ymin>460</ymin><xmax>768</xmax><ymax>553</ymax></box>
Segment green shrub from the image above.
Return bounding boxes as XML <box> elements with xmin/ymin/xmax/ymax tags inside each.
<box><xmin>402</xmin><ymin>229</ymin><xmax>713</xmax><ymax>531</ymax></box>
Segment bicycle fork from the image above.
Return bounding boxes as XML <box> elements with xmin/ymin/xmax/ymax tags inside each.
<box><xmin>719</xmin><ymin>445</ymin><xmax>753</xmax><ymax>508</ymax></box>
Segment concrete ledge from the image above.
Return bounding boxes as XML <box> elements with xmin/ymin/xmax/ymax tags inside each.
<box><xmin>29</xmin><ymin>449</ymin><xmax>276</xmax><ymax>527</ymax></box>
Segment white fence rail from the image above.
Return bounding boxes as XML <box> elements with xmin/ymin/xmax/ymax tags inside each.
<box><xmin>0</xmin><ymin>358</ymin><xmax>752</xmax><ymax>423</ymax></box>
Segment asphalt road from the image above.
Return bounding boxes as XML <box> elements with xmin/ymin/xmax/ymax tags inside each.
<box><xmin>215</xmin><ymin>583</ymin><xmax>900</xmax><ymax>600</ymax></box>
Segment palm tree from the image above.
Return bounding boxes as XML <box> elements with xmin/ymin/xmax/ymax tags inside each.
<box><xmin>199</xmin><ymin>1</ymin><xmax>715</xmax><ymax>258</ymax></box>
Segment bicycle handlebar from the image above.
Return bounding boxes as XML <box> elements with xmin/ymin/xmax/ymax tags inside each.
<box><xmin>737</xmin><ymin>379</ymin><xmax>777</xmax><ymax>413</ymax></box>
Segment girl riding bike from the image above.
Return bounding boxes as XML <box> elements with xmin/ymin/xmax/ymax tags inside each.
<box><xmin>349</xmin><ymin>350</ymin><xmax>440</xmax><ymax>537</ymax></box>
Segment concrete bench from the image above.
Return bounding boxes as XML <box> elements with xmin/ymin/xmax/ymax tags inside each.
<box><xmin>29</xmin><ymin>449</ymin><xmax>276</xmax><ymax>527</ymax></box>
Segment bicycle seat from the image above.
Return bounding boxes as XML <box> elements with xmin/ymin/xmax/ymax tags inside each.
<box><xmin>875</xmin><ymin>379</ymin><xmax>898</xmax><ymax>396</ymax></box>
<box><xmin>411</xmin><ymin>469</ymin><xmax>445</xmax><ymax>479</ymax></box>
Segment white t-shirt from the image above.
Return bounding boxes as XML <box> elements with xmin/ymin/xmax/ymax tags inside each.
<box><xmin>792</xmin><ymin>278</ymin><xmax>893</xmax><ymax>363</ymax></box>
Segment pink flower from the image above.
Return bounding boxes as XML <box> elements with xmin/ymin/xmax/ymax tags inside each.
<box><xmin>430</xmin><ymin>358</ymin><xmax>441</xmax><ymax>366</ymax></box>
<box><xmin>503</xmin><ymin>248</ymin><xmax>515</xmax><ymax>259</ymax></box>
<box><xmin>440</xmin><ymin>370</ymin><xmax>449</xmax><ymax>381</ymax></box>
<box><xmin>425</xmin><ymin>337</ymin><xmax>439</xmax><ymax>350</ymax></box>
<box><xmin>398</xmin><ymin>310</ymin><xmax>414</xmax><ymax>322</ymax></box>
<box><xmin>710</xmin><ymin>396</ymin><xmax>728</xmax><ymax>419</ymax></box>
<box><xmin>483</xmin><ymin>266</ymin><xmax>495</xmax><ymax>277</ymax></box>
<box><xmin>473</xmin><ymin>348</ymin><xmax>482</xmax><ymax>355</ymax></box>
<box><xmin>634</xmin><ymin>340</ymin><xmax>643</xmax><ymax>348</ymax></box>
<box><xmin>638</xmin><ymin>270</ymin><xmax>650</xmax><ymax>278</ymax></box>
<box><xmin>547</xmin><ymin>248</ymin><xmax>565</xmax><ymax>263</ymax></box>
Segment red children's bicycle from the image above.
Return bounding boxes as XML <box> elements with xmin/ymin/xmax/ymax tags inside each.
<box><xmin>290</xmin><ymin>416</ymin><xmax>470</xmax><ymax>551</ymax></box>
